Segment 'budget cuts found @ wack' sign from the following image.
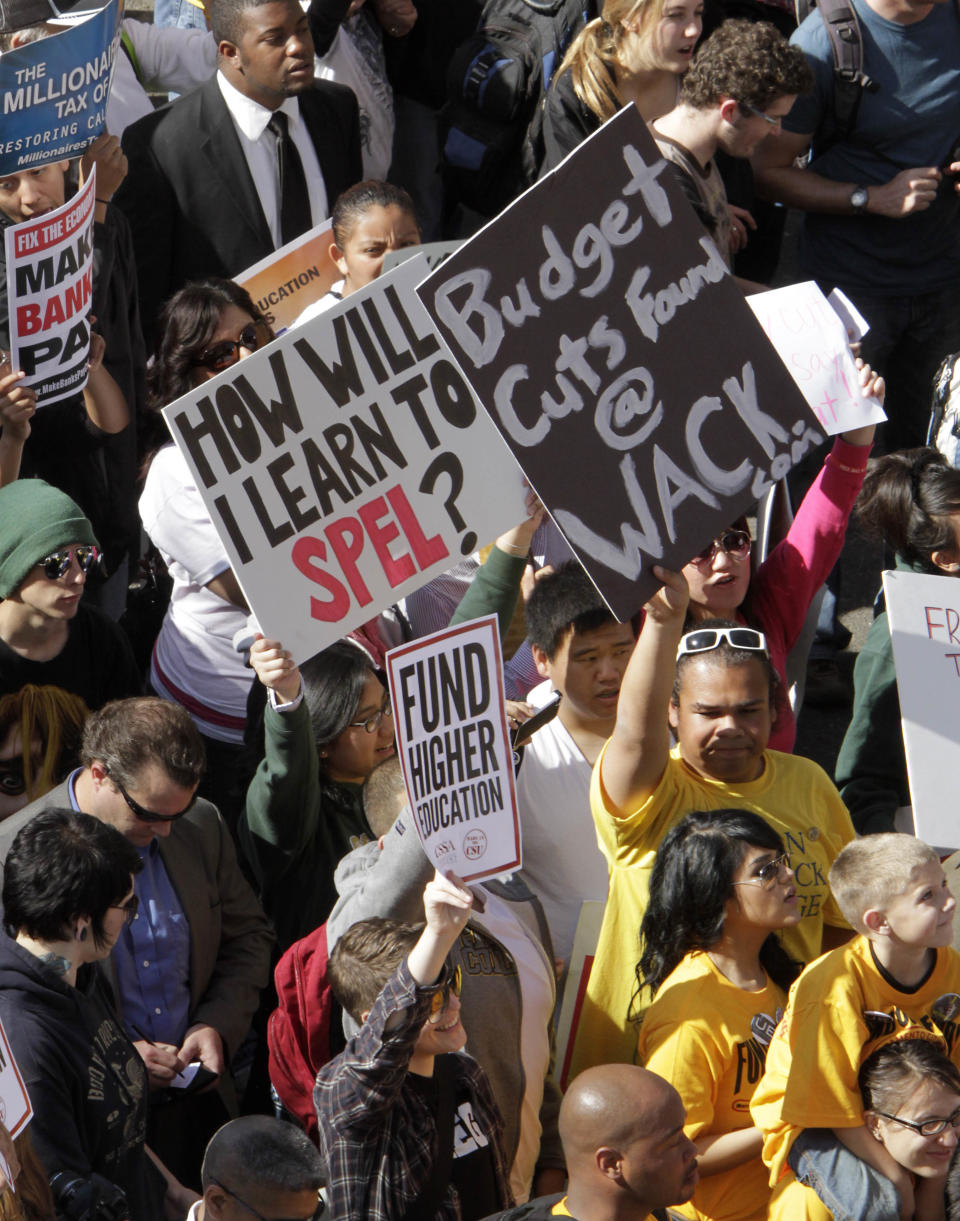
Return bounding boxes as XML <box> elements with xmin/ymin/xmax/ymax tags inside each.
<box><xmin>387</xmin><ymin>615</ymin><xmax>521</xmax><ymax>882</ymax></box>
<box><xmin>0</xmin><ymin>0</ymin><xmax>123</xmax><ymax>175</ymax></box>
<box><xmin>418</xmin><ymin>105</ymin><xmax>823</xmax><ymax>616</ymax></box>
<box><xmin>163</xmin><ymin>257</ymin><xmax>527</xmax><ymax>663</ymax></box>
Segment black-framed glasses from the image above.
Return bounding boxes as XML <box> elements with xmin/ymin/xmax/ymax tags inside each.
<box><xmin>739</xmin><ymin>101</ymin><xmax>781</xmax><ymax>128</ymax></box>
<box><xmin>349</xmin><ymin>699</ymin><xmax>393</xmax><ymax>735</ymax></box>
<box><xmin>732</xmin><ymin>852</ymin><xmax>791</xmax><ymax>891</ymax></box>
<box><xmin>105</xmin><ymin>768</ymin><xmax>197</xmax><ymax>824</ymax></box>
<box><xmin>208</xmin><ymin>1178</ymin><xmax>325</xmax><ymax>1221</ymax></box>
<box><xmin>110</xmin><ymin>893</ymin><xmax>140</xmax><ymax>925</ymax></box>
<box><xmin>38</xmin><ymin>545</ymin><xmax>100</xmax><ymax>580</ymax></box>
<box><xmin>191</xmin><ymin>320</ymin><xmax>271</xmax><ymax>374</ymax></box>
<box><xmin>873</xmin><ymin>1106</ymin><xmax>960</xmax><ymax>1137</ymax></box>
<box><xmin>427</xmin><ymin>962</ymin><xmax>463</xmax><ymax>1022</ymax></box>
<box><xmin>676</xmin><ymin>626</ymin><xmax>768</xmax><ymax>660</ymax></box>
<box><xmin>689</xmin><ymin>529</ymin><xmax>752</xmax><ymax>567</ymax></box>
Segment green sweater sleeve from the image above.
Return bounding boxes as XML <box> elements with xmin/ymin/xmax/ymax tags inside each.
<box><xmin>239</xmin><ymin>698</ymin><xmax>321</xmax><ymax>886</ymax></box>
<box><xmin>449</xmin><ymin>544</ymin><xmax>526</xmax><ymax>639</ymax></box>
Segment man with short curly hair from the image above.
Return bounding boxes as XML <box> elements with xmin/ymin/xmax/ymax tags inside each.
<box><xmin>650</xmin><ymin>20</ymin><xmax>812</xmax><ymax>270</ymax></box>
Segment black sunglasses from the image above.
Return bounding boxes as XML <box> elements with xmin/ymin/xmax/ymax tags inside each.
<box><xmin>208</xmin><ymin>1179</ymin><xmax>325</xmax><ymax>1221</ymax></box>
<box><xmin>105</xmin><ymin>768</ymin><xmax>197</xmax><ymax>824</ymax></box>
<box><xmin>191</xmin><ymin>321</ymin><xmax>270</xmax><ymax>374</ymax></box>
<box><xmin>38</xmin><ymin>545</ymin><xmax>100</xmax><ymax>580</ymax></box>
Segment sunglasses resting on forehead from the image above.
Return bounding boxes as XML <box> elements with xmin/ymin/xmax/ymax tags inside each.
<box><xmin>676</xmin><ymin>626</ymin><xmax>769</xmax><ymax>661</ymax></box>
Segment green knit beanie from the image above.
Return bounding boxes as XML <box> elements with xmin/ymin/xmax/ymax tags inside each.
<box><xmin>0</xmin><ymin>479</ymin><xmax>98</xmax><ymax>598</ymax></box>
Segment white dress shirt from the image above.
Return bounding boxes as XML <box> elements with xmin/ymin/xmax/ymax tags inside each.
<box><xmin>217</xmin><ymin>70</ymin><xmax>328</xmax><ymax>248</ymax></box>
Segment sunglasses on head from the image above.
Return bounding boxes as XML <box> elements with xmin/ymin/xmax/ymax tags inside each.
<box><xmin>428</xmin><ymin>962</ymin><xmax>463</xmax><ymax>1022</ymax></box>
<box><xmin>676</xmin><ymin>626</ymin><xmax>769</xmax><ymax>661</ymax></box>
<box><xmin>191</xmin><ymin>321</ymin><xmax>269</xmax><ymax>374</ymax></box>
<box><xmin>689</xmin><ymin>529</ymin><xmax>751</xmax><ymax>566</ymax></box>
<box><xmin>105</xmin><ymin>768</ymin><xmax>197</xmax><ymax>824</ymax></box>
<box><xmin>38</xmin><ymin>545</ymin><xmax>100</xmax><ymax>580</ymax></box>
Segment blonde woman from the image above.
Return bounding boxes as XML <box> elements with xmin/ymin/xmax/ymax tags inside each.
<box><xmin>539</xmin><ymin>0</ymin><xmax>702</xmax><ymax>171</ymax></box>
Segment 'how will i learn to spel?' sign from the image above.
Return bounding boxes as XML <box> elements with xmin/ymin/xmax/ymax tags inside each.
<box><xmin>387</xmin><ymin>615</ymin><xmax>521</xmax><ymax>882</ymax></box>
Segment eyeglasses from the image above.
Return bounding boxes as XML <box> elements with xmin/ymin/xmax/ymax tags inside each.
<box><xmin>109</xmin><ymin>893</ymin><xmax>140</xmax><ymax>925</ymax></box>
<box><xmin>105</xmin><ymin>769</ymin><xmax>197</xmax><ymax>824</ymax></box>
<box><xmin>37</xmin><ymin>545</ymin><xmax>100</xmax><ymax>580</ymax></box>
<box><xmin>207</xmin><ymin>1179</ymin><xmax>325</xmax><ymax>1221</ymax></box>
<box><xmin>732</xmin><ymin>852</ymin><xmax>791</xmax><ymax>891</ymax></box>
<box><xmin>349</xmin><ymin>699</ymin><xmax>393</xmax><ymax>735</ymax></box>
<box><xmin>689</xmin><ymin>529</ymin><xmax>751</xmax><ymax>567</ymax></box>
<box><xmin>428</xmin><ymin>962</ymin><xmax>463</xmax><ymax>1022</ymax></box>
<box><xmin>739</xmin><ymin>102</ymin><xmax>782</xmax><ymax>128</ymax></box>
<box><xmin>676</xmin><ymin>626</ymin><xmax>768</xmax><ymax>661</ymax></box>
<box><xmin>191</xmin><ymin>320</ymin><xmax>271</xmax><ymax>374</ymax></box>
<box><xmin>873</xmin><ymin>1106</ymin><xmax>960</xmax><ymax>1137</ymax></box>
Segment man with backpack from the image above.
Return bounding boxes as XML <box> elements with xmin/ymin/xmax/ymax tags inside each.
<box><xmin>753</xmin><ymin>0</ymin><xmax>960</xmax><ymax>453</ymax></box>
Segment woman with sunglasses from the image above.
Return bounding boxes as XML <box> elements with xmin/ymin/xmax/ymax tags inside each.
<box><xmin>0</xmin><ymin>479</ymin><xmax>141</xmax><ymax>714</ymax></box>
<box><xmin>567</xmin><ymin>565</ymin><xmax>856</xmax><ymax>1078</ymax></box>
<box><xmin>0</xmin><ymin>807</ymin><xmax>197</xmax><ymax>1221</ymax></box>
<box><xmin>679</xmin><ymin>361</ymin><xmax>883</xmax><ymax>754</ymax></box>
<box><xmin>634</xmin><ymin>809</ymin><xmax>801</xmax><ymax>1221</ymax></box>
<box><xmin>139</xmin><ymin>279</ymin><xmax>274</xmax><ymax>830</ymax></box>
<box><xmin>775</xmin><ymin>1037</ymin><xmax>960</xmax><ymax>1220</ymax></box>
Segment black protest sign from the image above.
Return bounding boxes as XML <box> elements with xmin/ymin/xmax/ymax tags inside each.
<box><xmin>163</xmin><ymin>258</ymin><xmax>526</xmax><ymax>663</ymax></box>
<box><xmin>417</xmin><ymin>106</ymin><xmax>822</xmax><ymax>617</ymax></box>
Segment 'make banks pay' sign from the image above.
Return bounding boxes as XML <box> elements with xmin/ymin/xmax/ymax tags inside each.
<box><xmin>387</xmin><ymin>616</ymin><xmax>521</xmax><ymax>882</ymax></box>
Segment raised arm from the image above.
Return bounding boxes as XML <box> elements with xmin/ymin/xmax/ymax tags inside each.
<box><xmin>599</xmin><ymin>567</ymin><xmax>688</xmax><ymax>815</ymax></box>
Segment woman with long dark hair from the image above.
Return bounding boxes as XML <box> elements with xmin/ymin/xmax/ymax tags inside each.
<box><xmin>636</xmin><ymin>808</ymin><xmax>801</xmax><ymax>1221</ymax></box>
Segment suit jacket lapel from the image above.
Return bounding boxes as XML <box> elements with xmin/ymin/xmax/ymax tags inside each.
<box><xmin>198</xmin><ymin>76</ymin><xmax>273</xmax><ymax>253</ymax></box>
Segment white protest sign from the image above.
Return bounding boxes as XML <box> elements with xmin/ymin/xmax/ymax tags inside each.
<box><xmin>556</xmin><ymin>899</ymin><xmax>604</xmax><ymax>1089</ymax></box>
<box><xmin>386</xmin><ymin>615</ymin><xmax>521</xmax><ymax>882</ymax></box>
<box><xmin>0</xmin><ymin>1015</ymin><xmax>32</xmax><ymax>1138</ymax></box>
<box><xmin>4</xmin><ymin>169</ymin><xmax>95</xmax><ymax>405</ymax></box>
<box><xmin>883</xmin><ymin>568</ymin><xmax>960</xmax><ymax>850</ymax></box>
<box><xmin>747</xmin><ymin>281</ymin><xmax>886</xmax><ymax>436</ymax></box>
<box><xmin>163</xmin><ymin>257</ymin><xmax>526</xmax><ymax>663</ymax></box>
<box><xmin>382</xmin><ymin>240</ymin><xmax>462</xmax><ymax>276</ymax></box>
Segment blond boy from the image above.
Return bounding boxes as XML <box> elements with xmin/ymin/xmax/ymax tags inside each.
<box><xmin>751</xmin><ymin>834</ymin><xmax>960</xmax><ymax>1221</ymax></box>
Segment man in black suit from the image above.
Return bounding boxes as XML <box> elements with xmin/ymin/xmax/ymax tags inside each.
<box><xmin>114</xmin><ymin>0</ymin><xmax>362</xmax><ymax>347</ymax></box>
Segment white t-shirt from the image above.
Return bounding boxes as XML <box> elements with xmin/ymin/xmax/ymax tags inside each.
<box><xmin>516</xmin><ymin>679</ymin><xmax>610</xmax><ymax>963</ymax></box>
<box><xmin>139</xmin><ymin>445</ymin><xmax>252</xmax><ymax>742</ymax></box>
<box><xmin>293</xmin><ymin>281</ymin><xmax>344</xmax><ymax>328</ymax></box>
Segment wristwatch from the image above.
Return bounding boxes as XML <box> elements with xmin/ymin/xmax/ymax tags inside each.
<box><xmin>850</xmin><ymin>185</ymin><xmax>870</xmax><ymax>213</ymax></box>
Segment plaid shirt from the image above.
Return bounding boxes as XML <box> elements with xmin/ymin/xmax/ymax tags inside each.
<box><xmin>314</xmin><ymin>960</ymin><xmax>512</xmax><ymax>1221</ymax></box>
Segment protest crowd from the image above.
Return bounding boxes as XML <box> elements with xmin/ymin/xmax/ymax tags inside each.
<box><xmin>0</xmin><ymin>0</ymin><xmax>959</xmax><ymax>1213</ymax></box>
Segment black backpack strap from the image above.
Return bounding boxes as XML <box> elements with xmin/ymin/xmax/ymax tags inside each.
<box><xmin>814</xmin><ymin>0</ymin><xmax>877</xmax><ymax>147</ymax></box>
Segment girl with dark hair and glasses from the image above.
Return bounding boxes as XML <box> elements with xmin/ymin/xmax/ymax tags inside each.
<box><xmin>139</xmin><ymin>278</ymin><xmax>274</xmax><ymax>830</ymax></box>
<box><xmin>0</xmin><ymin>808</ymin><xmax>196</xmax><ymax>1221</ymax></box>
<box><xmin>567</xmin><ymin>564</ymin><xmax>857</xmax><ymax>1079</ymax></box>
<box><xmin>634</xmin><ymin>809</ymin><xmax>802</xmax><ymax>1221</ymax></box>
<box><xmin>676</xmin><ymin>361</ymin><xmax>883</xmax><ymax>754</ymax></box>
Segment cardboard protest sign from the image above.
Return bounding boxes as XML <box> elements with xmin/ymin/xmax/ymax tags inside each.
<box><xmin>382</xmin><ymin>240</ymin><xmax>463</xmax><ymax>277</ymax></box>
<box><xmin>747</xmin><ymin>282</ymin><xmax>886</xmax><ymax>436</ymax></box>
<box><xmin>418</xmin><ymin>106</ymin><xmax>824</xmax><ymax>618</ymax></box>
<box><xmin>236</xmin><ymin>221</ymin><xmax>337</xmax><ymax>336</ymax></box>
<box><xmin>163</xmin><ymin>257</ymin><xmax>527</xmax><ymax>663</ymax></box>
<box><xmin>0</xmin><ymin>0</ymin><xmax>122</xmax><ymax>176</ymax></box>
<box><xmin>4</xmin><ymin>167</ymin><xmax>95</xmax><ymax>404</ymax></box>
<box><xmin>0</xmin><ymin>1015</ymin><xmax>32</xmax><ymax>1138</ymax></box>
<box><xmin>386</xmin><ymin>615</ymin><xmax>521</xmax><ymax>882</ymax></box>
<box><xmin>556</xmin><ymin>900</ymin><xmax>604</xmax><ymax>1089</ymax></box>
<box><xmin>882</xmin><ymin>568</ymin><xmax>960</xmax><ymax>850</ymax></box>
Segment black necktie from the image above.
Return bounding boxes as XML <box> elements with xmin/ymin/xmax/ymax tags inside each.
<box><xmin>268</xmin><ymin>111</ymin><xmax>312</xmax><ymax>246</ymax></box>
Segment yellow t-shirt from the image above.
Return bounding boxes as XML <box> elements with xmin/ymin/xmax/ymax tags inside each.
<box><xmin>750</xmin><ymin>935</ymin><xmax>960</xmax><ymax>1182</ymax></box>
<box><xmin>567</xmin><ymin>745</ymin><xmax>855</xmax><ymax>1077</ymax></box>
<box><xmin>638</xmin><ymin>951</ymin><xmax>786</xmax><ymax>1221</ymax></box>
<box><xmin>767</xmin><ymin>1174</ymin><xmax>833</xmax><ymax>1221</ymax></box>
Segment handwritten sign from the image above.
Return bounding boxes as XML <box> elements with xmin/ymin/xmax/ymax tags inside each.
<box><xmin>386</xmin><ymin>615</ymin><xmax>521</xmax><ymax>882</ymax></box>
<box><xmin>747</xmin><ymin>282</ymin><xmax>886</xmax><ymax>436</ymax></box>
<box><xmin>236</xmin><ymin>221</ymin><xmax>337</xmax><ymax>336</ymax></box>
<box><xmin>417</xmin><ymin>106</ymin><xmax>822</xmax><ymax>618</ymax></box>
<box><xmin>382</xmin><ymin>240</ymin><xmax>463</xmax><ymax>276</ymax></box>
<box><xmin>0</xmin><ymin>1016</ymin><xmax>32</xmax><ymax>1139</ymax></box>
<box><xmin>0</xmin><ymin>0</ymin><xmax>123</xmax><ymax>175</ymax></box>
<box><xmin>163</xmin><ymin>257</ymin><xmax>526</xmax><ymax>663</ymax></box>
<box><xmin>883</xmin><ymin>568</ymin><xmax>960</xmax><ymax>849</ymax></box>
<box><xmin>4</xmin><ymin>169</ymin><xmax>95</xmax><ymax>404</ymax></box>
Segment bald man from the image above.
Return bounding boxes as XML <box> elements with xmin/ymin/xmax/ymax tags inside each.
<box><xmin>189</xmin><ymin>1116</ymin><xmax>324</xmax><ymax>1221</ymax></box>
<box><xmin>483</xmin><ymin>1065</ymin><xmax>699</xmax><ymax>1221</ymax></box>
